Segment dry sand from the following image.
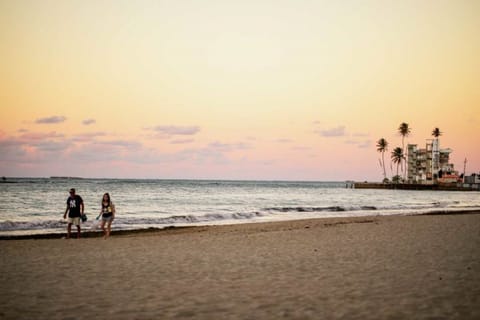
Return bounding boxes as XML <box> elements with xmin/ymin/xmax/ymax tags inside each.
<box><xmin>1</xmin><ymin>213</ymin><xmax>479</xmax><ymax>320</ymax></box>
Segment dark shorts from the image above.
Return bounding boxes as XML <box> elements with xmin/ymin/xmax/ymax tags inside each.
<box><xmin>102</xmin><ymin>213</ymin><xmax>113</xmax><ymax>222</ymax></box>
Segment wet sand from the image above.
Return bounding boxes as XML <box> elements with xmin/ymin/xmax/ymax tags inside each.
<box><xmin>1</xmin><ymin>213</ymin><xmax>479</xmax><ymax>319</ymax></box>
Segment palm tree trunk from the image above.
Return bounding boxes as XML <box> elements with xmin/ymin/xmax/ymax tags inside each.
<box><xmin>382</xmin><ymin>152</ymin><xmax>386</xmax><ymax>180</ymax></box>
<box><xmin>401</xmin><ymin>138</ymin><xmax>404</xmax><ymax>175</ymax></box>
<box><xmin>402</xmin><ymin>138</ymin><xmax>406</xmax><ymax>180</ymax></box>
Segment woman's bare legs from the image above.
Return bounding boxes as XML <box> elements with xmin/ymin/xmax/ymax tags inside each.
<box><xmin>106</xmin><ymin>220</ymin><xmax>112</xmax><ymax>238</ymax></box>
<box><xmin>100</xmin><ymin>220</ymin><xmax>107</xmax><ymax>239</ymax></box>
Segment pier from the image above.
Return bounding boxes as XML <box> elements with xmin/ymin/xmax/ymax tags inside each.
<box><xmin>353</xmin><ymin>182</ymin><xmax>479</xmax><ymax>191</ymax></box>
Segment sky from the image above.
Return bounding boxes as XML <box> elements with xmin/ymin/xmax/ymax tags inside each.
<box><xmin>1</xmin><ymin>0</ymin><xmax>479</xmax><ymax>181</ymax></box>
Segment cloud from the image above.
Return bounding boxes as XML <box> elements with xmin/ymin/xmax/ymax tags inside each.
<box><xmin>126</xmin><ymin>140</ymin><xmax>253</xmax><ymax>166</ymax></box>
<box><xmin>82</xmin><ymin>119</ymin><xmax>96</xmax><ymax>125</ymax></box>
<box><xmin>208</xmin><ymin>141</ymin><xmax>251</xmax><ymax>152</ymax></box>
<box><xmin>0</xmin><ymin>137</ymin><xmax>21</xmax><ymax>148</ymax></box>
<box><xmin>352</xmin><ymin>132</ymin><xmax>369</xmax><ymax>137</ymax></box>
<box><xmin>67</xmin><ymin>139</ymin><xmax>143</xmax><ymax>162</ymax></box>
<box><xmin>72</xmin><ymin>132</ymin><xmax>107</xmax><ymax>142</ymax></box>
<box><xmin>275</xmin><ymin>138</ymin><xmax>292</xmax><ymax>143</ymax></box>
<box><xmin>0</xmin><ymin>134</ymin><xmax>68</xmax><ymax>164</ymax></box>
<box><xmin>345</xmin><ymin>139</ymin><xmax>371</xmax><ymax>149</ymax></box>
<box><xmin>34</xmin><ymin>140</ymin><xmax>71</xmax><ymax>152</ymax></box>
<box><xmin>0</xmin><ymin>139</ymin><xmax>29</xmax><ymax>162</ymax></box>
<box><xmin>35</xmin><ymin>116</ymin><xmax>67</xmax><ymax>124</ymax></box>
<box><xmin>95</xmin><ymin>140</ymin><xmax>142</xmax><ymax>149</ymax></box>
<box><xmin>315</xmin><ymin>125</ymin><xmax>346</xmax><ymax>137</ymax></box>
<box><xmin>170</xmin><ymin>139</ymin><xmax>194</xmax><ymax>144</ymax></box>
<box><xmin>0</xmin><ymin>129</ymin><xmax>260</xmax><ymax>177</ymax></box>
<box><xmin>0</xmin><ymin>129</ymin><xmax>145</xmax><ymax>167</ymax></box>
<box><xmin>357</xmin><ymin>140</ymin><xmax>372</xmax><ymax>149</ymax></box>
<box><xmin>291</xmin><ymin>146</ymin><xmax>311</xmax><ymax>151</ymax></box>
<box><xmin>152</xmin><ymin>125</ymin><xmax>200</xmax><ymax>136</ymax></box>
<box><xmin>19</xmin><ymin>131</ymin><xmax>64</xmax><ymax>141</ymax></box>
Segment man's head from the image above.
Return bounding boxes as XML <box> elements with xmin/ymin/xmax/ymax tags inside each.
<box><xmin>69</xmin><ymin>188</ymin><xmax>76</xmax><ymax>196</ymax></box>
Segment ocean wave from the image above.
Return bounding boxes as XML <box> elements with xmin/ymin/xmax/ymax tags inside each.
<box><xmin>0</xmin><ymin>211</ymin><xmax>266</xmax><ymax>232</ymax></box>
<box><xmin>0</xmin><ymin>220</ymin><xmax>66</xmax><ymax>231</ymax></box>
<box><xmin>263</xmin><ymin>206</ymin><xmax>378</xmax><ymax>213</ymax></box>
<box><xmin>119</xmin><ymin>211</ymin><xmax>265</xmax><ymax>226</ymax></box>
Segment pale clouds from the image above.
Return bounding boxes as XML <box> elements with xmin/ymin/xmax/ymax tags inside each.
<box><xmin>35</xmin><ymin>116</ymin><xmax>67</xmax><ymax>124</ymax></box>
<box><xmin>1</xmin><ymin>131</ymin><xmax>68</xmax><ymax>159</ymax></box>
<box><xmin>19</xmin><ymin>131</ymin><xmax>65</xmax><ymax>141</ymax></box>
<box><xmin>0</xmin><ymin>134</ymin><xmax>69</xmax><ymax>163</ymax></box>
<box><xmin>82</xmin><ymin>118</ymin><xmax>96</xmax><ymax>125</ymax></box>
<box><xmin>170</xmin><ymin>139</ymin><xmax>194</xmax><ymax>144</ymax></box>
<box><xmin>316</xmin><ymin>126</ymin><xmax>346</xmax><ymax>137</ymax></box>
<box><xmin>313</xmin><ymin>122</ymin><xmax>371</xmax><ymax>148</ymax></box>
<box><xmin>352</xmin><ymin>132</ymin><xmax>370</xmax><ymax>137</ymax></box>
<box><xmin>33</xmin><ymin>140</ymin><xmax>71</xmax><ymax>152</ymax></box>
<box><xmin>178</xmin><ymin>141</ymin><xmax>251</xmax><ymax>165</ymax></box>
<box><xmin>34</xmin><ymin>116</ymin><xmax>96</xmax><ymax>126</ymax></box>
<box><xmin>208</xmin><ymin>141</ymin><xmax>251</xmax><ymax>152</ymax></box>
<box><xmin>275</xmin><ymin>138</ymin><xmax>292</xmax><ymax>143</ymax></box>
<box><xmin>0</xmin><ymin>130</ymin><xmax>141</xmax><ymax>166</ymax></box>
<box><xmin>68</xmin><ymin>139</ymin><xmax>143</xmax><ymax>162</ymax></box>
<box><xmin>71</xmin><ymin>132</ymin><xmax>107</xmax><ymax>142</ymax></box>
<box><xmin>95</xmin><ymin>140</ymin><xmax>142</xmax><ymax>149</ymax></box>
<box><xmin>345</xmin><ymin>139</ymin><xmax>371</xmax><ymax>149</ymax></box>
<box><xmin>0</xmin><ymin>126</ymin><xmax>257</xmax><ymax>177</ymax></box>
<box><xmin>123</xmin><ymin>140</ymin><xmax>253</xmax><ymax>166</ymax></box>
<box><xmin>152</xmin><ymin>125</ymin><xmax>201</xmax><ymax>136</ymax></box>
<box><xmin>291</xmin><ymin>146</ymin><xmax>311</xmax><ymax>151</ymax></box>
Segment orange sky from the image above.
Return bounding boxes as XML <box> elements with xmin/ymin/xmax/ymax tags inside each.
<box><xmin>1</xmin><ymin>0</ymin><xmax>479</xmax><ymax>180</ymax></box>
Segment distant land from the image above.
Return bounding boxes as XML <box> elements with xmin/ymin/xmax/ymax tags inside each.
<box><xmin>49</xmin><ymin>176</ymin><xmax>85</xmax><ymax>179</ymax></box>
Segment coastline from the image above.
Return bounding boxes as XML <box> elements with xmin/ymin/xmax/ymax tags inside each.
<box><xmin>1</xmin><ymin>209</ymin><xmax>479</xmax><ymax>240</ymax></box>
<box><xmin>1</xmin><ymin>212</ymin><xmax>479</xmax><ymax>319</ymax></box>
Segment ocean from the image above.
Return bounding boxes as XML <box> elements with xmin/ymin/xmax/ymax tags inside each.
<box><xmin>1</xmin><ymin>178</ymin><xmax>479</xmax><ymax>236</ymax></box>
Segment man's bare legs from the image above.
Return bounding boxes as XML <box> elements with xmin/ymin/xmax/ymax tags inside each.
<box><xmin>66</xmin><ymin>223</ymin><xmax>81</xmax><ymax>239</ymax></box>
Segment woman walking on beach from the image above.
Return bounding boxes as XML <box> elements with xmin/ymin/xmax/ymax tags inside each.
<box><xmin>99</xmin><ymin>193</ymin><xmax>115</xmax><ymax>238</ymax></box>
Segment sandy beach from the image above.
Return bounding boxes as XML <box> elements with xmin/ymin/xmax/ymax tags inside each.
<box><xmin>1</xmin><ymin>213</ymin><xmax>479</xmax><ymax>320</ymax></box>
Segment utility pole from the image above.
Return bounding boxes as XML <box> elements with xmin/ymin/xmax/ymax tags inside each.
<box><xmin>463</xmin><ymin>158</ymin><xmax>467</xmax><ymax>183</ymax></box>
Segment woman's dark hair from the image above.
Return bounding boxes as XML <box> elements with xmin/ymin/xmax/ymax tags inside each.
<box><xmin>102</xmin><ymin>193</ymin><xmax>111</xmax><ymax>206</ymax></box>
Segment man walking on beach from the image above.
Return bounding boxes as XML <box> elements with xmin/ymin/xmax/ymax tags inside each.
<box><xmin>63</xmin><ymin>188</ymin><xmax>84</xmax><ymax>239</ymax></box>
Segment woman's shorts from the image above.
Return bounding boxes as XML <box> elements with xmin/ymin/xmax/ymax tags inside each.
<box><xmin>67</xmin><ymin>217</ymin><xmax>81</xmax><ymax>226</ymax></box>
<box><xmin>102</xmin><ymin>215</ymin><xmax>113</xmax><ymax>222</ymax></box>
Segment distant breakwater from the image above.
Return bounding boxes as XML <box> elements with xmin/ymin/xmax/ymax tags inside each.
<box><xmin>354</xmin><ymin>182</ymin><xmax>479</xmax><ymax>191</ymax></box>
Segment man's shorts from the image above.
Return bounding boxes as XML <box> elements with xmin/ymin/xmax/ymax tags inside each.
<box><xmin>67</xmin><ymin>217</ymin><xmax>81</xmax><ymax>226</ymax></box>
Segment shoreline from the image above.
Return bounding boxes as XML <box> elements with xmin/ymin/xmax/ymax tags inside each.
<box><xmin>1</xmin><ymin>209</ymin><xmax>480</xmax><ymax>241</ymax></box>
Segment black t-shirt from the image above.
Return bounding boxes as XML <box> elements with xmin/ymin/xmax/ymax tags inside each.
<box><xmin>66</xmin><ymin>195</ymin><xmax>83</xmax><ymax>218</ymax></box>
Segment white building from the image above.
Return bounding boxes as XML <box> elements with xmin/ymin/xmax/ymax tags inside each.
<box><xmin>407</xmin><ymin>140</ymin><xmax>456</xmax><ymax>184</ymax></box>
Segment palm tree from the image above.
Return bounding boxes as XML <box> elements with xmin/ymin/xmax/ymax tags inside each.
<box><xmin>376</xmin><ymin>138</ymin><xmax>388</xmax><ymax>181</ymax></box>
<box><xmin>432</xmin><ymin>127</ymin><xmax>442</xmax><ymax>138</ymax></box>
<box><xmin>391</xmin><ymin>147</ymin><xmax>404</xmax><ymax>183</ymax></box>
<box><xmin>398</xmin><ymin>123</ymin><xmax>411</xmax><ymax>179</ymax></box>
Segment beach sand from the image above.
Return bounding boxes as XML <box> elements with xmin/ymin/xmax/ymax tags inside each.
<box><xmin>1</xmin><ymin>213</ymin><xmax>479</xmax><ymax>319</ymax></box>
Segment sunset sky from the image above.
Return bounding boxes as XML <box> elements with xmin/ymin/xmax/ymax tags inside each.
<box><xmin>1</xmin><ymin>0</ymin><xmax>479</xmax><ymax>181</ymax></box>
